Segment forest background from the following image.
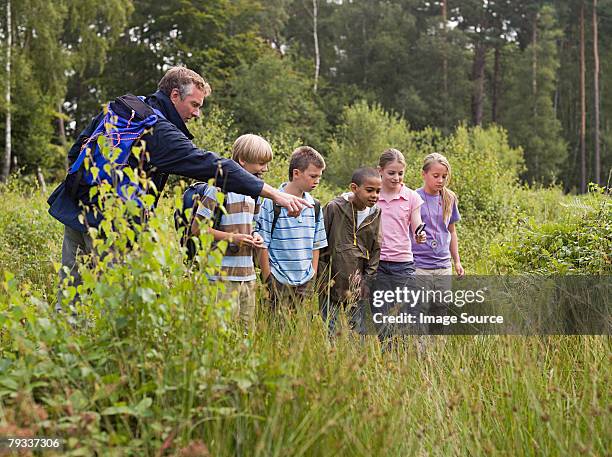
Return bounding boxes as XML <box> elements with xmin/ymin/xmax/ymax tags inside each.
<box><xmin>0</xmin><ymin>1</ymin><xmax>610</xmax><ymax>456</ymax></box>
<box><xmin>0</xmin><ymin>0</ymin><xmax>611</xmax><ymax>192</ymax></box>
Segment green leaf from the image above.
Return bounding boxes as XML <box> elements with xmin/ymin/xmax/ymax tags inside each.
<box><xmin>101</xmin><ymin>405</ymin><xmax>136</xmax><ymax>416</ymax></box>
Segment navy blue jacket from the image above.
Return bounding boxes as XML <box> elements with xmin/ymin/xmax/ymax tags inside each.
<box><xmin>48</xmin><ymin>91</ymin><xmax>264</xmax><ymax>232</ymax></box>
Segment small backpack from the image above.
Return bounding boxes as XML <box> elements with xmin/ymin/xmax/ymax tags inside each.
<box><xmin>173</xmin><ymin>182</ymin><xmax>223</xmax><ymax>260</ymax></box>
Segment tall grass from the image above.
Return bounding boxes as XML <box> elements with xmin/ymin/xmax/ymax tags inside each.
<box><xmin>0</xmin><ymin>183</ymin><xmax>609</xmax><ymax>456</ymax></box>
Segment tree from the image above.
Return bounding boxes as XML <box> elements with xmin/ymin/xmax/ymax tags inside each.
<box><xmin>500</xmin><ymin>5</ymin><xmax>567</xmax><ymax>184</ymax></box>
<box><xmin>312</xmin><ymin>0</ymin><xmax>320</xmax><ymax>93</ymax></box>
<box><xmin>592</xmin><ymin>0</ymin><xmax>601</xmax><ymax>185</ymax></box>
<box><xmin>227</xmin><ymin>54</ymin><xmax>328</xmax><ymax>148</ymax></box>
<box><xmin>326</xmin><ymin>101</ymin><xmax>412</xmax><ymax>186</ymax></box>
<box><xmin>61</xmin><ymin>0</ymin><xmax>131</xmax><ymax>133</ymax></box>
<box><xmin>409</xmin><ymin>1</ymin><xmax>472</xmax><ymax>131</ymax></box>
<box><xmin>72</xmin><ymin>0</ymin><xmax>265</xmax><ymax>132</ymax></box>
<box><xmin>0</xmin><ymin>0</ymin><xmax>70</xmax><ymax>177</ymax></box>
<box><xmin>580</xmin><ymin>0</ymin><xmax>587</xmax><ymax>192</ymax></box>
<box><xmin>452</xmin><ymin>0</ymin><xmax>495</xmax><ymax>126</ymax></box>
<box><xmin>1</xmin><ymin>0</ymin><xmax>11</xmax><ymax>183</ymax></box>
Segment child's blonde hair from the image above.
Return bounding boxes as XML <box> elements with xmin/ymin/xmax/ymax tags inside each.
<box><xmin>422</xmin><ymin>152</ymin><xmax>457</xmax><ymax>222</ymax></box>
<box><xmin>378</xmin><ymin>148</ymin><xmax>406</xmax><ymax>169</ymax></box>
<box><xmin>232</xmin><ymin>134</ymin><xmax>273</xmax><ymax>164</ymax></box>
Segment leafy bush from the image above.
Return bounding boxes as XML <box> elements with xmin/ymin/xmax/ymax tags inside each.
<box><xmin>328</xmin><ymin>105</ymin><xmax>524</xmax><ymax>231</ymax></box>
<box><xmin>490</xmin><ymin>188</ymin><xmax>611</xmax><ymax>274</ymax></box>
<box><xmin>227</xmin><ymin>54</ymin><xmax>329</xmax><ymax>148</ymax></box>
<box><xmin>326</xmin><ymin>101</ymin><xmax>413</xmax><ymax>186</ymax></box>
<box><xmin>189</xmin><ymin>105</ymin><xmax>238</xmax><ymax>156</ymax></box>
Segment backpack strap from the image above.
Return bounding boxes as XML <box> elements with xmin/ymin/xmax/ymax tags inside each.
<box><xmin>269</xmin><ymin>198</ymin><xmax>321</xmax><ymax>237</ymax></box>
<box><xmin>270</xmin><ymin>203</ymin><xmax>282</xmax><ymax>237</ymax></box>
<box><xmin>313</xmin><ymin>199</ymin><xmax>321</xmax><ymax>226</ymax></box>
<box><xmin>181</xmin><ymin>184</ymin><xmax>225</xmax><ymax>243</ymax></box>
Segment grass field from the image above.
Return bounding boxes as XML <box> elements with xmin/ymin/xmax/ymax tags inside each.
<box><xmin>0</xmin><ymin>182</ymin><xmax>609</xmax><ymax>456</ymax></box>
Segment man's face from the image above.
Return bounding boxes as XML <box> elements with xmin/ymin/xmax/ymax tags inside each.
<box><xmin>170</xmin><ymin>85</ymin><xmax>205</xmax><ymax>122</ymax></box>
<box><xmin>293</xmin><ymin>164</ymin><xmax>324</xmax><ymax>192</ymax></box>
<box><xmin>240</xmin><ymin>160</ymin><xmax>269</xmax><ymax>179</ymax></box>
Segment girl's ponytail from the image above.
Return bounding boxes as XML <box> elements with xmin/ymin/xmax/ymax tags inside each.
<box><xmin>440</xmin><ymin>186</ymin><xmax>457</xmax><ymax>222</ymax></box>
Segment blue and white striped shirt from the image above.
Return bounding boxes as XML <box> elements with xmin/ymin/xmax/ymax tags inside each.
<box><xmin>256</xmin><ymin>184</ymin><xmax>327</xmax><ymax>286</ymax></box>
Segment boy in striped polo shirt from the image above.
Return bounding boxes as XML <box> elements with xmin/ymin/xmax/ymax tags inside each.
<box><xmin>257</xmin><ymin>146</ymin><xmax>328</xmax><ymax>310</ymax></box>
<box><xmin>191</xmin><ymin>134</ymin><xmax>272</xmax><ymax>330</ymax></box>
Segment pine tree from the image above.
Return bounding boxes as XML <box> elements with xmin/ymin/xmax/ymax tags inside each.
<box><xmin>500</xmin><ymin>5</ymin><xmax>567</xmax><ymax>185</ymax></box>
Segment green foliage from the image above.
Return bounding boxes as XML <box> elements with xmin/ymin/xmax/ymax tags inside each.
<box><xmin>0</xmin><ymin>179</ymin><xmax>62</xmax><ymax>302</ymax></box>
<box><xmin>0</xmin><ymin>239</ymin><xmax>609</xmax><ymax>455</ymax></box>
<box><xmin>441</xmin><ymin>125</ymin><xmax>524</xmax><ymax>231</ymax></box>
<box><xmin>189</xmin><ymin>106</ymin><xmax>238</xmax><ymax>157</ymax></box>
<box><xmin>0</xmin><ymin>149</ymin><xmax>609</xmax><ymax>455</ymax></box>
<box><xmin>0</xmin><ymin>0</ymin><xmax>131</xmax><ymax>176</ymax></box>
<box><xmin>326</xmin><ymin>101</ymin><xmax>412</xmax><ymax>187</ymax></box>
<box><xmin>500</xmin><ymin>6</ymin><xmax>567</xmax><ymax>185</ymax></box>
<box><xmin>227</xmin><ymin>54</ymin><xmax>329</xmax><ymax>148</ymax></box>
<box><xmin>248</xmin><ymin>131</ymin><xmax>341</xmax><ymax>204</ymax></box>
<box><xmin>329</xmin><ymin>103</ymin><xmax>524</xmax><ymax>233</ymax></box>
<box><xmin>491</xmin><ymin>188</ymin><xmax>612</xmax><ymax>274</ymax></box>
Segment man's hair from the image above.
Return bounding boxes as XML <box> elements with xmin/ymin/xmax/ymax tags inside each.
<box><xmin>158</xmin><ymin>66</ymin><xmax>211</xmax><ymax>98</ymax></box>
<box><xmin>288</xmin><ymin>146</ymin><xmax>325</xmax><ymax>181</ymax></box>
<box><xmin>351</xmin><ymin>167</ymin><xmax>380</xmax><ymax>186</ymax></box>
<box><xmin>232</xmin><ymin>134</ymin><xmax>273</xmax><ymax>164</ymax></box>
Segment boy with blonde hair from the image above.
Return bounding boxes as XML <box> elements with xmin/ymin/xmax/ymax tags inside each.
<box><xmin>191</xmin><ymin>134</ymin><xmax>273</xmax><ymax>330</ymax></box>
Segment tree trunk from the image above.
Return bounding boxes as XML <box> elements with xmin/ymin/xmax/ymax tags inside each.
<box><xmin>312</xmin><ymin>0</ymin><xmax>320</xmax><ymax>93</ymax></box>
<box><xmin>470</xmin><ymin>41</ymin><xmax>486</xmax><ymax>126</ymax></box>
<box><xmin>491</xmin><ymin>46</ymin><xmax>501</xmax><ymax>123</ymax></box>
<box><xmin>532</xmin><ymin>14</ymin><xmax>539</xmax><ymax>179</ymax></box>
<box><xmin>57</xmin><ymin>102</ymin><xmax>67</xmax><ymax>148</ymax></box>
<box><xmin>592</xmin><ymin>0</ymin><xmax>600</xmax><ymax>185</ymax></box>
<box><xmin>441</xmin><ymin>0</ymin><xmax>449</xmax><ymax>128</ymax></box>
<box><xmin>579</xmin><ymin>1</ymin><xmax>587</xmax><ymax>193</ymax></box>
<box><xmin>36</xmin><ymin>166</ymin><xmax>47</xmax><ymax>193</ymax></box>
<box><xmin>1</xmin><ymin>0</ymin><xmax>11</xmax><ymax>183</ymax></box>
<box><xmin>532</xmin><ymin>14</ymin><xmax>538</xmax><ymax>113</ymax></box>
<box><xmin>362</xmin><ymin>18</ymin><xmax>367</xmax><ymax>85</ymax></box>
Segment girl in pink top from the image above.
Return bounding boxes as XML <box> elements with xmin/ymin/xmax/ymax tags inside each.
<box><xmin>376</xmin><ymin>148</ymin><xmax>426</xmax><ymax>280</ymax></box>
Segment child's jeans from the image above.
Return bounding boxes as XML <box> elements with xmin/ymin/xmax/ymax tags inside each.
<box><xmin>373</xmin><ymin>260</ymin><xmax>426</xmax><ymax>336</ymax></box>
<box><xmin>320</xmin><ymin>299</ymin><xmax>363</xmax><ymax>336</ymax></box>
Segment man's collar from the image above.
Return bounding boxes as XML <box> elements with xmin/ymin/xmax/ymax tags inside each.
<box><xmin>146</xmin><ymin>90</ymin><xmax>194</xmax><ymax>140</ymax></box>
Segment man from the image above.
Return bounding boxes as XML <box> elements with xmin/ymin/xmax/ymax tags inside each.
<box><xmin>49</xmin><ymin>66</ymin><xmax>307</xmax><ymax>310</ymax></box>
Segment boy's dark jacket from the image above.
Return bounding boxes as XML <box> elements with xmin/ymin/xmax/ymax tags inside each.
<box><xmin>318</xmin><ymin>195</ymin><xmax>381</xmax><ymax>304</ymax></box>
<box><xmin>48</xmin><ymin>90</ymin><xmax>263</xmax><ymax>232</ymax></box>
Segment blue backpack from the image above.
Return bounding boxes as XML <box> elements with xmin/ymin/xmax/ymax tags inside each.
<box><xmin>67</xmin><ymin>94</ymin><xmax>163</xmax><ymax>209</ymax></box>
